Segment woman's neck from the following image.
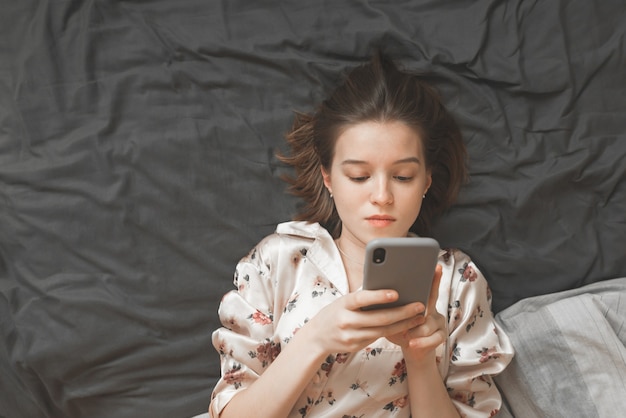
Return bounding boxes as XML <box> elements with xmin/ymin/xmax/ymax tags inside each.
<box><xmin>335</xmin><ymin>238</ymin><xmax>365</xmax><ymax>292</ymax></box>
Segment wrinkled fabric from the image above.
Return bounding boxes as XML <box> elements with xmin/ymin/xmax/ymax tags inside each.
<box><xmin>1</xmin><ymin>1</ymin><xmax>625</xmax><ymax>417</ymax></box>
<box><xmin>210</xmin><ymin>221</ymin><xmax>514</xmax><ymax>417</ymax></box>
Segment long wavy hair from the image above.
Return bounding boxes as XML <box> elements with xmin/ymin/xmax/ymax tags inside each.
<box><xmin>279</xmin><ymin>53</ymin><xmax>468</xmax><ymax>238</ymax></box>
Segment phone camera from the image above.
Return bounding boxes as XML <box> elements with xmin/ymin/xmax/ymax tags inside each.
<box><xmin>373</xmin><ymin>248</ymin><xmax>386</xmax><ymax>264</ymax></box>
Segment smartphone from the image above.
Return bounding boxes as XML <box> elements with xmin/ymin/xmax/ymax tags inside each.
<box><xmin>361</xmin><ymin>237</ymin><xmax>439</xmax><ymax>310</ymax></box>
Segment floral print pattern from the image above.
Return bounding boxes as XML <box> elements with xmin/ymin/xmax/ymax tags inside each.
<box><xmin>223</xmin><ymin>363</ymin><xmax>244</xmax><ymax>389</ymax></box>
<box><xmin>210</xmin><ymin>221</ymin><xmax>514</xmax><ymax>417</ymax></box>
<box><xmin>249</xmin><ymin>310</ymin><xmax>272</xmax><ymax>325</ymax></box>
<box><xmin>459</xmin><ymin>262</ymin><xmax>479</xmax><ymax>282</ymax></box>
<box><xmin>389</xmin><ymin>359</ymin><xmax>407</xmax><ymax>386</ymax></box>
<box><xmin>383</xmin><ymin>395</ymin><xmax>409</xmax><ymax>412</ymax></box>
<box><xmin>248</xmin><ymin>338</ymin><xmax>281</xmax><ymax>367</ymax></box>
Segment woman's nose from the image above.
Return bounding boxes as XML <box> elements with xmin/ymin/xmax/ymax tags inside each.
<box><xmin>370</xmin><ymin>179</ymin><xmax>393</xmax><ymax>205</ymax></box>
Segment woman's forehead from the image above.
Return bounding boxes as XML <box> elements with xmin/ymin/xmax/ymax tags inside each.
<box><xmin>333</xmin><ymin>121</ymin><xmax>425</xmax><ymax>160</ymax></box>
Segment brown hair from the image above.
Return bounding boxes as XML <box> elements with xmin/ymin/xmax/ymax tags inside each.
<box><xmin>279</xmin><ymin>53</ymin><xmax>468</xmax><ymax>237</ymax></box>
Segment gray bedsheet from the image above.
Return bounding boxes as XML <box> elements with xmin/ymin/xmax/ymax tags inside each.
<box><xmin>1</xmin><ymin>1</ymin><xmax>625</xmax><ymax>417</ymax></box>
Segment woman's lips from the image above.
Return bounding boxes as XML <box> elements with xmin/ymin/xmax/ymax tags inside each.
<box><xmin>366</xmin><ymin>215</ymin><xmax>395</xmax><ymax>227</ymax></box>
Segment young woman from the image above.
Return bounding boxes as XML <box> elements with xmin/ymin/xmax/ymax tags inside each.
<box><xmin>209</xmin><ymin>54</ymin><xmax>514</xmax><ymax>418</ymax></box>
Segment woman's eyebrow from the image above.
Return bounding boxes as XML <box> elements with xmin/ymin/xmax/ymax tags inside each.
<box><xmin>340</xmin><ymin>157</ymin><xmax>421</xmax><ymax>166</ymax></box>
<box><xmin>394</xmin><ymin>157</ymin><xmax>421</xmax><ymax>165</ymax></box>
<box><xmin>340</xmin><ymin>159</ymin><xmax>367</xmax><ymax>166</ymax></box>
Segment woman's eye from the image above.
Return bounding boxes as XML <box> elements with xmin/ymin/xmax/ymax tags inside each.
<box><xmin>394</xmin><ymin>176</ymin><xmax>413</xmax><ymax>182</ymax></box>
<box><xmin>349</xmin><ymin>176</ymin><xmax>369</xmax><ymax>182</ymax></box>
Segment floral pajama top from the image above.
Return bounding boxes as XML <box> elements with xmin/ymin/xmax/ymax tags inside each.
<box><xmin>210</xmin><ymin>221</ymin><xmax>514</xmax><ymax>417</ymax></box>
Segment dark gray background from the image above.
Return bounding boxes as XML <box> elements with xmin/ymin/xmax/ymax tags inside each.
<box><xmin>1</xmin><ymin>1</ymin><xmax>625</xmax><ymax>417</ymax></box>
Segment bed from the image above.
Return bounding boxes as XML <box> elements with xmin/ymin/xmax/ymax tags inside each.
<box><xmin>1</xmin><ymin>1</ymin><xmax>624</xmax><ymax>417</ymax></box>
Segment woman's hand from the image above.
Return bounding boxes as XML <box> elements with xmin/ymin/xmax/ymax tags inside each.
<box><xmin>300</xmin><ymin>287</ymin><xmax>427</xmax><ymax>356</ymax></box>
<box><xmin>386</xmin><ymin>265</ymin><xmax>446</xmax><ymax>367</ymax></box>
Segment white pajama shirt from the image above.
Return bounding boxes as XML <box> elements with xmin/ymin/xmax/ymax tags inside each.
<box><xmin>210</xmin><ymin>221</ymin><xmax>514</xmax><ymax>417</ymax></box>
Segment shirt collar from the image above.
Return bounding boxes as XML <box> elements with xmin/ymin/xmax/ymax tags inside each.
<box><xmin>276</xmin><ymin>221</ymin><xmax>350</xmax><ymax>294</ymax></box>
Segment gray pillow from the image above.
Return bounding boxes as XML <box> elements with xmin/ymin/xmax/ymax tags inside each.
<box><xmin>494</xmin><ymin>278</ymin><xmax>626</xmax><ymax>417</ymax></box>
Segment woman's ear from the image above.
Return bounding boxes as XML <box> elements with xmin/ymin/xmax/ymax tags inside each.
<box><xmin>425</xmin><ymin>170</ymin><xmax>433</xmax><ymax>195</ymax></box>
<box><xmin>321</xmin><ymin>166</ymin><xmax>332</xmax><ymax>193</ymax></box>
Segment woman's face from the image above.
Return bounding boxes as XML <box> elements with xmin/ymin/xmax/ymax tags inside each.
<box><xmin>321</xmin><ymin>120</ymin><xmax>432</xmax><ymax>249</ymax></box>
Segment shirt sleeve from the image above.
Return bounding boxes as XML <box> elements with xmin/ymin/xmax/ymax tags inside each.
<box><xmin>209</xmin><ymin>236</ymin><xmax>281</xmax><ymax>417</ymax></box>
<box><xmin>442</xmin><ymin>250</ymin><xmax>515</xmax><ymax>418</ymax></box>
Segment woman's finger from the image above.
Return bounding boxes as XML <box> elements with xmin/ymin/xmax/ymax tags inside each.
<box><xmin>408</xmin><ymin>328</ymin><xmax>447</xmax><ymax>350</ymax></box>
<box><xmin>345</xmin><ymin>289</ymin><xmax>399</xmax><ymax>311</ymax></box>
<box><xmin>426</xmin><ymin>264</ymin><xmax>443</xmax><ymax>315</ymax></box>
